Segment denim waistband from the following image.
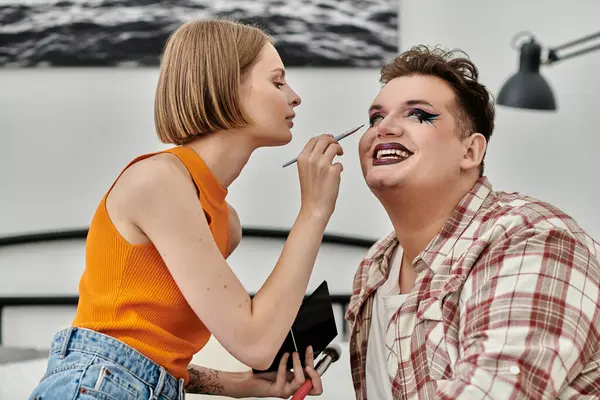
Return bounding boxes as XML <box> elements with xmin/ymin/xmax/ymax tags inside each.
<box><xmin>50</xmin><ymin>327</ymin><xmax>184</xmax><ymax>400</ymax></box>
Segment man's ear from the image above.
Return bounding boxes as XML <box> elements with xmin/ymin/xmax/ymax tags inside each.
<box><xmin>460</xmin><ymin>133</ymin><xmax>487</xmax><ymax>172</ymax></box>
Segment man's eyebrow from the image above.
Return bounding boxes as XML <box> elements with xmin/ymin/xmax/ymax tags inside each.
<box><xmin>405</xmin><ymin>99</ymin><xmax>435</xmax><ymax>108</ymax></box>
<box><xmin>368</xmin><ymin>104</ymin><xmax>383</xmax><ymax>114</ymax></box>
<box><xmin>368</xmin><ymin>100</ymin><xmax>436</xmax><ymax>114</ymax></box>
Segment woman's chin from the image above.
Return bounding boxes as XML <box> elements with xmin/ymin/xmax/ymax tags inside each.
<box><xmin>263</xmin><ymin>130</ymin><xmax>293</xmax><ymax>147</ymax></box>
<box><xmin>280</xmin><ymin>131</ymin><xmax>293</xmax><ymax>145</ymax></box>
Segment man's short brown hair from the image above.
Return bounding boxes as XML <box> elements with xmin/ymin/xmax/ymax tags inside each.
<box><xmin>380</xmin><ymin>45</ymin><xmax>495</xmax><ymax>174</ymax></box>
<box><xmin>154</xmin><ymin>19</ymin><xmax>271</xmax><ymax>145</ymax></box>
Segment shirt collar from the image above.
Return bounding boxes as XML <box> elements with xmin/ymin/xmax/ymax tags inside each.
<box><xmin>416</xmin><ymin>176</ymin><xmax>492</xmax><ymax>271</ymax></box>
<box><xmin>346</xmin><ymin>177</ymin><xmax>493</xmax><ymax>325</ymax></box>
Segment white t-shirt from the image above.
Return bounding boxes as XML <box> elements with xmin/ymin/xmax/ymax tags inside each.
<box><xmin>365</xmin><ymin>248</ymin><xmax>407</xmax><ymax>400</ymax></box>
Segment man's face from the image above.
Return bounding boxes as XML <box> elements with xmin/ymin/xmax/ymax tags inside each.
<box><xmin>358</xmin><ymin>74</ymin><xmax>472</xmax><ymax>195</ymax></box>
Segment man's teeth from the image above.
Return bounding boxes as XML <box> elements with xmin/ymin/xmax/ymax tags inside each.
<box><xmin>376</xmin><ymin>149</ymin><xmax>411</xmax><ymax>160</ymax></box>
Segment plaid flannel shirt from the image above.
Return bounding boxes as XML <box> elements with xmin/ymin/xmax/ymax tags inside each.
<box><xmin>345</xmin><ymin>177</ymin><xmax>600</xmax><ymax>399</ymax></box>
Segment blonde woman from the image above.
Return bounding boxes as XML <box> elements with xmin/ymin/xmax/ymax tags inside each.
<box><xmin>29</xmin><ymin>19</ymin><xmax>343</xmax><ymax>400</ymax></box>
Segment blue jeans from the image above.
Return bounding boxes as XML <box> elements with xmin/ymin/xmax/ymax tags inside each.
<box><xmin>28</xmin><ymin>327</ymin><xmax>186</xmax><ymax>400</ymax></box>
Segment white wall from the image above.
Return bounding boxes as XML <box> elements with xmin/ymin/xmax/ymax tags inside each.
<box><xmin>0</xmin><ymin>67</ymin><xmax>392</xmax><ymax>241</ymax></box>
<box><xmin>1</xmin><ymin>0</ymin><xmax>600</xmax><ymax>397</ymax></box>
<box><xmin>2</xmin><ymin>1</ymin><xmax>599</xmax><ymax>241</ymax></box>
<box><xmin>3</xmin><ymin>2</ymin><xmax>599</xmax><ymax>243</ymax></box>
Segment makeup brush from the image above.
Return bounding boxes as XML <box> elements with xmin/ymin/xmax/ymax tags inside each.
<box><xmin>282</xmin><ymin>124</ymin><xmax>364</xmax><ymax>168</ymax></box>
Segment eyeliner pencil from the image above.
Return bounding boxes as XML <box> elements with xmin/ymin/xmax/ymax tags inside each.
<box><xmin>282</xmin><ymin>124</ymin><xmax>365</xmax><ymax>168</ymax></box>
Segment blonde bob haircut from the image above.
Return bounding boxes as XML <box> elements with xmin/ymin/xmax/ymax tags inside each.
<box><xmin>154</xmin><ymin>19</ymin><xmax>272</xmax><ymax>145</ymax></box>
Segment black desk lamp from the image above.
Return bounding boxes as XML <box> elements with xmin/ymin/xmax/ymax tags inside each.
<box><xmin>497</xmin><ymin>31</ymin><xmax>600</xmax><ymax>111</ymax></box>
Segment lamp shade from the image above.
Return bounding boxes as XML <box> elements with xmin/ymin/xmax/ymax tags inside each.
<box><xmin>497</xmin><ymin>38</ymin><xmax>557</xmax><ymax>111</ymax></box>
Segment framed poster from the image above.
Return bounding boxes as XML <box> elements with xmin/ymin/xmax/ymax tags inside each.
<box><xmin>0</xmin><ymin>0</ymin><xmax>399</xmax><ymax>67</ymax></box>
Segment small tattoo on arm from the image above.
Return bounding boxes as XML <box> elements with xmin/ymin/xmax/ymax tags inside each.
<box><xmin>185</xmin><ymin>366</ymin><xmax>225</xmax><ymax>394</ymax></box>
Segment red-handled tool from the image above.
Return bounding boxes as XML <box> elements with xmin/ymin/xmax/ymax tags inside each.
<box><xmin>291</xmin><ymin>344</ymin><xmax>341</xmax><ymax>400</ymax></box>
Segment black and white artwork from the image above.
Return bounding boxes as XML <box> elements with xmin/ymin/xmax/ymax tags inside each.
<box><xmin>0</xmin><ymin>0</ymin><xmax>398</xmax><ymax>68</ymax></box>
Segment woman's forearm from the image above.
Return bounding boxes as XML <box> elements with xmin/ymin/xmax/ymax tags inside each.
<box><xmin>185</xmin><ymin>364</ymin><xmax>249</xmax><ymax>397</ymax></box>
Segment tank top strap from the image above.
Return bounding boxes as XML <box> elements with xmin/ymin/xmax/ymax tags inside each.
<box><xmin>162</xmin><ymin>146</ymin><xmax>228</xmax><ymax>206</ymax></box>
<box><xmin>103</xmin><ymin>146</ymin><xmax>227</xmax><ymax>204</ymax></box>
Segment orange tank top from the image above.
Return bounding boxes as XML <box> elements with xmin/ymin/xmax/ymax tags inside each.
<box><xmin>72</xmin><ymin>146</ymin><xmax>230</xmax><ymax>383</ymax></box>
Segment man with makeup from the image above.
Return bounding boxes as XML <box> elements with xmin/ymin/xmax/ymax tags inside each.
<box><xmin>344</xmin><ymin>45</ymin><xmax>600</xmax><ymax>399</ymax></box>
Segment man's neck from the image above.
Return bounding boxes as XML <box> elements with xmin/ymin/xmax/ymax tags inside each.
<box><xmin>378</xmin><ymin>179</ymin><xmax>477</xmax><ymax>263</ymax></box>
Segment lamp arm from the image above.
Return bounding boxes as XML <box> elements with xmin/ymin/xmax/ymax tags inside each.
<box><xmin>546</xmin><ymin>31</ymin><xmax>600</xmax><ymax>64</ymax></box>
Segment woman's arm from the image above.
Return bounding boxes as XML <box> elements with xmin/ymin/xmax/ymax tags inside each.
<box><xmin>185</xmin><ymin>347</ymin><xmax>323</xmax><ymax>398</ymax></box>
<box><xmin>126</xmin><ymin>135</ymin><xmax>343</xmax><ymax>370</ymax></box>
<box><xmin>185</xmin><ymin>366</ymin><xmax>227</xmax><ymax>395</ymax></box>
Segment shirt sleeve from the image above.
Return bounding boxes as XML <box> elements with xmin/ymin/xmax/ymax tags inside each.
<box><xmin>436</xmin><ymin>227</ymin><xmax>600</xmax><ymax>399</ymax></box>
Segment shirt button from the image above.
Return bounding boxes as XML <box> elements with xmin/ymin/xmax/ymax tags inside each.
<box><xmin>509</xmin><ymin>365</ymin><xmax>520</xmax><ymax>375</ymax></box>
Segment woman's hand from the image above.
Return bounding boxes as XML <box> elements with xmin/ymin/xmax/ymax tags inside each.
<box><xmin>296</xmin><ymin>134</ymin><xmax>344</xmax><ymax>221</ymax></box>
<box><xmin>244</xmin><ymin>346</ymin><xmax>324</xmax><ymax>398</ymax></box>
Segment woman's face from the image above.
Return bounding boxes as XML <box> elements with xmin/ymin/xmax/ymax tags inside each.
<box><xmin>239</xmin><ymin>43</ymin><xmax>302</xmax><ymax>147</ymax></box>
